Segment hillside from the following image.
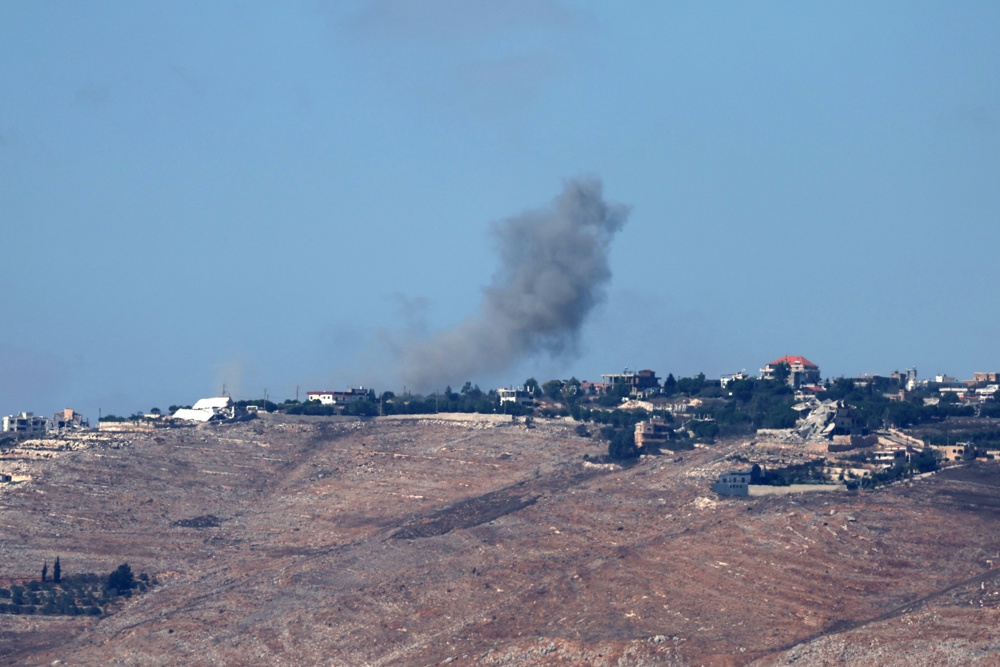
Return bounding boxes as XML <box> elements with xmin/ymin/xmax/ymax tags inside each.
<box><xmin>1</xmin><ymin>416</ymin><xmax>998</xmax><ymax>666</ymax></box>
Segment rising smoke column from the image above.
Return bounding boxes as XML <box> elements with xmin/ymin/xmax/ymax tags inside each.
<box><xmin>400</xmin><ymin>177</ymin><xmax>630</xmax><ymax>391</ymax></box>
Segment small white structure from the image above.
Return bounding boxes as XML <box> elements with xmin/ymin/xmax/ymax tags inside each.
<box><xmin>172</xmin><ymin>396</ymin><xmax>234</xmax><ymax>422</ymax></box>
<box><xmin>720</xmin><ymin>371</ymin><xmax>749</xmax><ymax>389</ymax></box>
<box><xmin>712</xmin><ymin>470</ymin><xmax>751</xmax><ymax>496</ymax></box>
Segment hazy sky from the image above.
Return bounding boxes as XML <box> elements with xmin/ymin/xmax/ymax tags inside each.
<box><xmin>3</xmin><ymin>2</ymin><xmax>999</xmax><ymax>420</ymax></box>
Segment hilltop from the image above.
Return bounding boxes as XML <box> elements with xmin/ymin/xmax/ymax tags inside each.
<box><xmin>1</xmin><ymin>415</ymin><xmax>998</xmax><ymax>666</ymax></box>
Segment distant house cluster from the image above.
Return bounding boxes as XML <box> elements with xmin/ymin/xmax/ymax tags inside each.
<box><xmin>1</xmin><ymin>409</ymin><xmax>87</xmax><ymax>437</ymax></box>
<box><xmin>850</xmin><ymin>367</ymin><xmax>1000</xmax><ymax>405</ymax></box>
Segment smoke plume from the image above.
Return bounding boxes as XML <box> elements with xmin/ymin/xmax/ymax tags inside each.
<box><xmin>400</xmin><ymin>177</ymin><xmax>630</xmax><ymax>391</ymax></box>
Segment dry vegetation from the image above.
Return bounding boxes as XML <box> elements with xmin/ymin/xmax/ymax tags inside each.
<box><xmin>1</xmin><ymin>415</ymin><xmax>998</xmax><ymax>666</ymax></box>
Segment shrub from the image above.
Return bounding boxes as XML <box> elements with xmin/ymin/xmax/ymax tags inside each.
<box><xmin>106</xmin><ymin>563</ymin><xmax>136</xmax><ymax>596</ymax></box>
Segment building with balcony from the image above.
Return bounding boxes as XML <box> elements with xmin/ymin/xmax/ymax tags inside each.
<box><xmin>2</xmin><ymin>412</ymin><xmax>51</xmax><ymax>436</ymax></box>
<box><xmin>634</xmin><ymin>417</ymin><xmax>672</xmax><ymax>452</ymax></box>
<box><xmin>760</xmin><ymin>355</ymin><xmax>821</xmax><ymax>388</ymax></box>
<box><xmin>600</xmin><ymin>368</ymin><xmax>660</xmax><ymax>397</ymax></box>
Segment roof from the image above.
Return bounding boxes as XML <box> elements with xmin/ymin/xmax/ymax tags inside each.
<box><xmin>171</xmin><ymin>408</ymin><xmax>215</xmax><ymax>422</ymax></box>
<box><xmin>768</xmin><ymin>355</ymin><xmax>818</xmax><ymax>369</ymax></box>
<box><xmin>192</xmin><ymin>396</ymin><xmax>233</xmax><ymax>411</ymax></box>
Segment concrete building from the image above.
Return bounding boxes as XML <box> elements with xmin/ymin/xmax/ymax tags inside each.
<box><xmin>832</xmin><ymin>401</ymin><xmax>865</xmax><ymax>436</ymax></box>
<box><xmin>306</xmin><ymin>389</ymin><xmax>368</xmax><ymax>406</ymax></box>
<box><xmin>52</xmin><ymin>409</ymin><xmax>87</xmax><ymax>431</ymax></box>
<box><xmin>933</xmin><ymin>443</ymin><xmax>969</xmax><ymax>462</ymax></box>
<box><xmin>873</xmin><ymin>448</ymin><xmax>909</xmax><ymax>467</ymax></box>
<box><xmin>497</xmin><ymin>387</ymin><xmax>537</xmax><ymax>408</ymax></box>
<box><xmin>578</xmin><ymin>380</ymin><xmax>608</xmax><ymax>396</ymax></box>
<box><xmin>712</xmin><ymin>470</ymin><xmax>751</xmax><ymax>496</ymax></box>
<box><xmin>600</xmin><ymin>369</ymin><xmax>660</xmax><ymax>397</ymax></box>
<box><xmin>634</xmin><ymin>418</ymin><xmax>672</xmax><ymax>452</ymax></box>
<box><xmin>760</xmin><ymin>355</ymin><xmax>821</xmax><ymax>388</ymax></box>
<box><xmin>975</xmin><ymin>385</ymin><xmax>999</xmax><ymax>399</ymax></box>
<box><xmin>2</xmin><ymin>412</ymin><xmax>51</xmax><ymax>436</ymax></box>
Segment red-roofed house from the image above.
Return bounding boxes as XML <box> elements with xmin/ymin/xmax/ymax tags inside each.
<box><xmin>760</xmin><ymin>355</ymin><xmax>821</xmax><ymax>388</ymax></box>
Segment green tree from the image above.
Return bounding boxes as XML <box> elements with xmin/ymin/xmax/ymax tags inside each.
<box><xmin>53</xmin><ymin>557</ymin><xmax>60</xmax><ymax>583</ymax></box>
<box><xmin>41</xmin><ymin>562</ymin><xmax>47</xmax><ymax>583</ymax></box>
<box><xmin>608</xmin><ymin>428</ymin><xmax>638</xmax><ymax>460</ymax></box>
<box><xmin>729</xmin><ymin>379</ymin><xmax>755</xmax><ymax>403</ymax></box>
<box><xmin>771</xmin><ymin>362</ymin><xmax>791</xmax><ymax>384</ymax></box>
<box><xmin>689</xmin><ymin>419</ymin><xmax>720</xmax><ymax>441</ymax></box>
<box><xmin>676</xmin><ymin>373</ymin><xmax>707</xmax><ymax>396</ymax></box>
<box><xmin>106</xmin><ymin>563</ymin><xmax>135</xmax><ymax>595</ymax></box>
<box><xmin>460</xmin><ymin>382</ymin><xmax>483</xmax><ymax>400</ymax></box>
<box><xmin>825</xmin><ymin>377</ymin><xmax>856</xmax><ymax>400</ymax></box>
<box><xmin>662</xmin><ymin>373</ymin><xmax>677</xmax><ymax>396</ymax></box>
<box><xmin>542</xmin><ymin>379</ymin><xmax>564</xmax><ymax>401</ymax></box>
<box><xmin>885</xmin><ymin>401</ymin><xmax>922</xmax><ymax>428</ymax></box>
<box><xmin>762</xmin><ymin>403</ymin><xmax>798</xmax><ymax>429</ymax></box>
<box><xmin>561</xmin><ymin>377</ymin><xmax>582</xmax><ymax>404</ymax></box>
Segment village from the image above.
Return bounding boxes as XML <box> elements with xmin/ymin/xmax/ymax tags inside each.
<box><xmin>2</xmin><ymin>356</ymin><xmax>999</xmax><ymax>666</ymax></box>
<box><xmin>4</xmin><ymin>355</ymin><xmax>999</xmax><ymax>497</ymax></box>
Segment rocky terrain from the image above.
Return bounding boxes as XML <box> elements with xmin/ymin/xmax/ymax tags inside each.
<box><xmin>1</xmin><ymin>415</ymin><xmax>998</xmax><ymax>666</ymax></box>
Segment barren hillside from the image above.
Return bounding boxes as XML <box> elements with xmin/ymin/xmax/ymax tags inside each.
<box><xmin>1</xmin><ymin>416</ymin><xmax>998</xmax><ymax>666</ymax></box>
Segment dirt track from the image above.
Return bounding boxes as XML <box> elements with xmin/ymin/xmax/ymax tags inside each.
<box><xmin>1</xmin><ymin>416</ymin><xmax>998</xmax><ymax>666</ymax></box>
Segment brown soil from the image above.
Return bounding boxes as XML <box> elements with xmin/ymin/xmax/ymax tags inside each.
<box><xmin>1</xmin><ymin>415</ymin><xmax>998</xmax><ymax>666</ymax></box>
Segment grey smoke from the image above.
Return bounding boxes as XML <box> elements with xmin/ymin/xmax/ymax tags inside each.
<box><xmin>400</xmin><ymin>177</ymin><xmax>630</xmax><ymax>391</ymax></box>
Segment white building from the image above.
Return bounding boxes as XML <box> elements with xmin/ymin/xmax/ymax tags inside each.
<box><xmin>2</xmin><ymin>412</ymin><xmax>51</xmax><ymax>436</ymax></box>
<box><xmin>306</xmin><ymin>389</ymin><xmax>368</xmax><ymax>406</ymax></box>
<box><xmin>497</xmin><ymin>387</ymin><xmax>536</xmax><ymax>407</ymax></box>
<box><xmin>172</xmin><ymin>396</ymin><xmax>235</xmax><ymax>422</ymax></box>
<box><xmin>712</xmin><ymin>470</ymin><xmax>751</xmax><ymax>496</ymax></box>
<box><xmin>720</xmin><ymin>371</ymin><xmax>749</xmax><ymax>389</ymax></box>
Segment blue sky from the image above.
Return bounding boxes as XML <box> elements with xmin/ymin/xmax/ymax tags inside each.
<box><xmin>2</xmin><ymin>1</ymin><xmax>999</xmax><ymax>420</ymax></box>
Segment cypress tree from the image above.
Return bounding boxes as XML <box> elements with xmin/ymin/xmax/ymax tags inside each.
<box><xmin>53</xmin><ymin>557</ymin><xmax>61</xmax><ymax>583</ymax></box>
<box><xmin>41</xmin><ymin>562</ymin><xmax>48</xmax><ymax>583</ymax></box>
